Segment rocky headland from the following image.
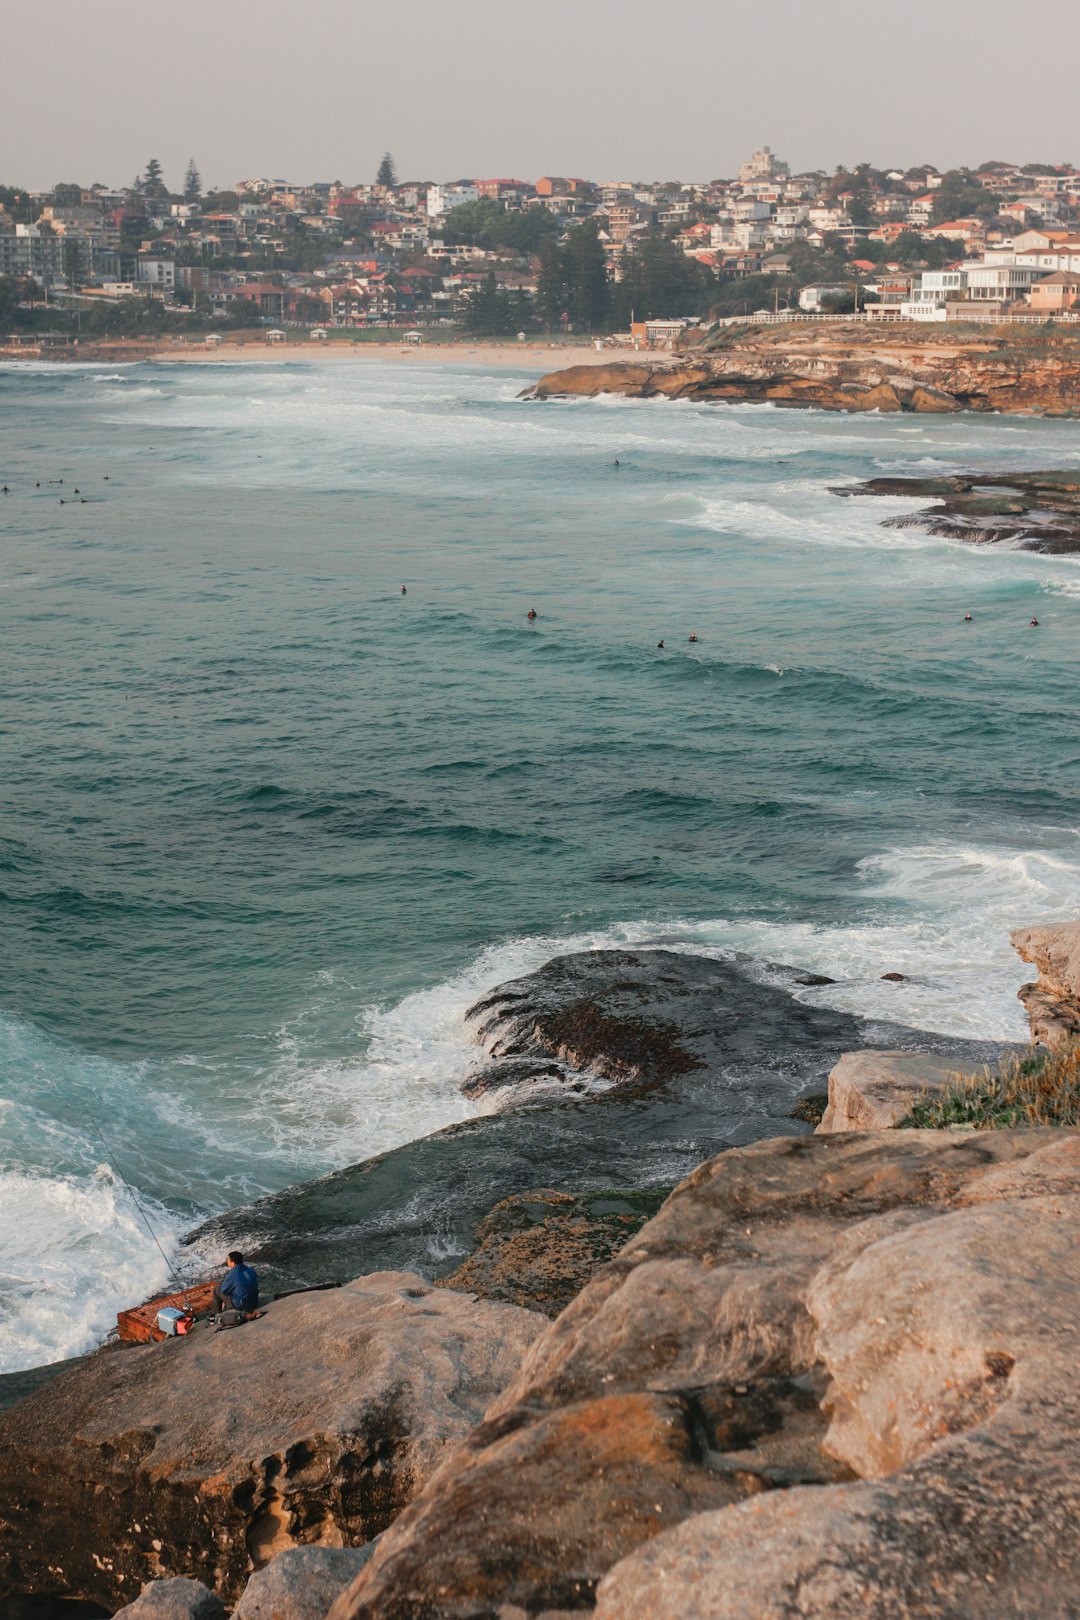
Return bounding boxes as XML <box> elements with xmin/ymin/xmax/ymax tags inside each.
<box><xmin>523</xmin><ymin>321</ymin><xmax>1080</xmax><ymax>415</ymax></box>
<box><xmin>2</xmin><ymin>924</ymin><xmax>1078</xmax><ymax>1617</ymax></box>
<box><xmin>831</xmin><ymin>470</ymin><xmax>1080</xmax><ymax>554</ymax></box>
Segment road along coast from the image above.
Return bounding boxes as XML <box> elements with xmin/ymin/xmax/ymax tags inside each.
<box><xmin>523</xmin><ymin>320</ymin><xmax>1080</xmax><ymax>414</ymax></box>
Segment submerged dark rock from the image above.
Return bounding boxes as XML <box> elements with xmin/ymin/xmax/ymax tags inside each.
<box><xmin>832</xmin><ymin>469</ymin><xmax>1080</xmax><ymax>553</ymax></box>
<box><xmin>183</xmin><ymin>949</ymin><xmax>1005</xmax><ymax>1299</ymax></box>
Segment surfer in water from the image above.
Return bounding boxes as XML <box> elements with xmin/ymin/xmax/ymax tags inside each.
<box><xmin>657</xmin><ymin>640</ymin><xmax>665</xmax><ymax>650</ymax></box>
<box><xmin>401</xmin><ymin>585</ymin><xmax>407</xmax><ymax>594</ymax></box>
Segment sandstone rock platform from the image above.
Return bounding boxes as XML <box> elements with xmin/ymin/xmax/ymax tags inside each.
<box><xmin>1012</xmin><ymin>920</ymin><xmax>1080</xmax><ymax>1044</ymax></box>
<box><xmin>331</xmin><ymin>1129</ymin><xmax>1080</xmax><ymax>1620</ymax></box>
<box><xmin>815</xmin><ymin>1049</ymin><xmax>965</xmax><ymax>1132</ymax></box>
<box><xmin>0</xmin><ymin>1273</ymin><xmax>540</xmax><ymax>1613</ymax></box>
<box><xmin>524</xmin><ymin>322</ymin><xmax>1080</xmax><ymax>418</ymax></box>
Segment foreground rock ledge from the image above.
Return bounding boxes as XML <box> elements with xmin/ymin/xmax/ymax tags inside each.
<box><xmin>332</xmin><ymin>1129</ymin><xmax>1080</xmax><ymax>1620</ymax></box>
<box><xmin>0</xmin><ymin>1273</ymin><xmax>541</xmax><ymax>1612</ymax></box>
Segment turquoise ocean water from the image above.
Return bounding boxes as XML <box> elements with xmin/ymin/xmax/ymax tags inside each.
<box><xmin>1</xmin><ymin>355</ymin><xmax>1079</xmax><ymax>1370</ymax></box>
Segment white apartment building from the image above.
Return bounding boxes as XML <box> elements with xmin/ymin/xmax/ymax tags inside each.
<box><xmin>426</xmin><ymin>184</ymin><xmax>479</xmax><ymax>219</ymax></box>
<box><xmin>964</xmin><ymin>263</ymin><xmax>1042</xmax><ymax>301</ymax></box>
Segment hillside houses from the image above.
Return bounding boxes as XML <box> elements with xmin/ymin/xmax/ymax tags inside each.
<box><xmin>4</xmin><ymin>152</ymin><xmax>1080</xmax><ymax>333</ymax></box>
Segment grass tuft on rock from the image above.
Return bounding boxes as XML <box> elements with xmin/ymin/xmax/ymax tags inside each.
<box><xmin>901</xmin><ymin>1041</ymin><xmax>1080</xmax><ymax>1130</ymax></box>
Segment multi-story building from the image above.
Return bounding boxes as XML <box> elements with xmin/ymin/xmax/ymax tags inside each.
<box><xmin>0</xmin><ymin>225</ymin><xmax>64</xmax><ymax>283</ymax></box>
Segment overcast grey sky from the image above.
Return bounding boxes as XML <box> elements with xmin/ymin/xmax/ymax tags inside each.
<box><xmin>3</xmin><ymin>0</ymin><xmax>1078</xmax><ymax>192</ymax></box>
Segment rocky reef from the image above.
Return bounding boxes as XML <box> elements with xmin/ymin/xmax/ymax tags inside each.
<box><xmin>181</xmin><ymin>949</ymin><xmax>1001</xmax><ymax>1302</ymax></box>
<box><xmin>831</xmin><ymin>469</ymin><xmax>1080</xmax><ymax>553</ymax></box>
<box><xmin>523</xmin><ymin>322</ymin><xmax>1080</xmax><ymax>415</ymax></box>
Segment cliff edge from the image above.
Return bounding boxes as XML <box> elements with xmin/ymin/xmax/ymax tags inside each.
<box><xmin>524</xmin><ymin>322</ymin><xmax>1080</xmax><ymax>415</ymax></box>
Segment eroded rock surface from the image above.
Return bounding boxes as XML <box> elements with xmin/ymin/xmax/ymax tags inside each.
<box><xmin>524</xmin><ymin>323</ymin><xmax>1080</xmax><ymax>416</ymax></box>
<box><xmin>436</xmin><ymin>1187</ymin><xmax>670</xmax><ymax>1316</ymax></box>
<box><xmin>331</xmin><ymin>1130</ymin><xmax>1080</xmax><ymax>1620</ymax></box>
<box><xmin>816</xmin><ymin>1050</ymin><xmax>964</xmax><ymax>1133</ymax></box>
<box><xmin>0</xmin><ymin>1274</ymin><xmax>540</xmax><ymax>1613</ymax></box>
<box><xmin>1012</xmin><ymin>920</ymin><xmax>1080</xmax><ymax>1044</ymax></box>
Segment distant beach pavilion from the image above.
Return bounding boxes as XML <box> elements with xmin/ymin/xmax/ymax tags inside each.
<box><xmin>264</xmin><ymin>328</ymin><xmax>286</xmax><ymax>344</ymax></box>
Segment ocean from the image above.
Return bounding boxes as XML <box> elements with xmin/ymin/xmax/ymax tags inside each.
<box><xmin>1</xmin><ymin>354</ymin><xmax>1079</xmax><ymax>1372</ymax></box>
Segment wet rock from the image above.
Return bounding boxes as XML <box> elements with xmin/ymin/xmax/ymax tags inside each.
<box><xmin>436</xmin><ymin>1187</ymin><xmax>671</xmax><ymax>1316</ymax></box>
<box><xmin>330</xmin><ymin>1129</ymin><xmax>1080</xmax><ymax>1619</ymax></box>
<box><xmin>183</xmin><ymin>950</ymin><xmax>1003</xmax><ymax>1302</ymax></box>
<box><xmin>1012</xmin><ymin>920</ymin><xmax>1080</xmax><ymax>1044</ymax></box>
<box><xmin>233</xmin><ymin>1545</ymin><xmax>378</xmax><ymax>1619</ymax></box>
<box><xmin>834</xmin><ymin>470</ymin><xmax>1080</xmax><ymax>554</ymax></box>
<box><xmin>113</xmin><ymin>1580</ymin><xmax>224</xmax><ymax>1619</ymax></box>
<box><xmin>0</xmin><ymin>1274</ymin><xmax>540</xmax><ymax>1613</ymax></box>
<box><xmin>816</xmin><ymin>1050</ymin><xmax>965</xmax><ymax>1132</ymax></box>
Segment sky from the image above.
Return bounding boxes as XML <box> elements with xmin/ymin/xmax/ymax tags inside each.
<box><xmin>3</xmin><ymin>0</ymin><xmax>1079</xmax><ymax>193</ymax></box>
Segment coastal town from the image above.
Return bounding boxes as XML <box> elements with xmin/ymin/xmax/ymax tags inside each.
<box><xmin>2</xmin><ymin>147</ymin><xmax>1080</xmax><ymax>349</ymax></box>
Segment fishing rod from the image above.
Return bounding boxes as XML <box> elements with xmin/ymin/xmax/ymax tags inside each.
<box><xmin>85</xmin><ymin>1106</ymin><xmax>188</xmax><ymax>1297</ymax></box>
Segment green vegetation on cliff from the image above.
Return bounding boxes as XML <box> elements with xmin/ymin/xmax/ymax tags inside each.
<box><xmin>902</xmin><ymin>1041</ymin><xmax>1080</xmax><ymax>1129</ymax></box>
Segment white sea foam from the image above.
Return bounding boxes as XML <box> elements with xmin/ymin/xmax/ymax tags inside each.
<box><xmin>0</xmin><ymin>1167</ymin><xmax>182</xmax><ymax>1372</ymax></box>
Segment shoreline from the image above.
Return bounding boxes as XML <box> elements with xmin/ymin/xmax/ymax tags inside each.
<box><xmin>0</xmin><ymin>338</ymin><xmax>628</xmax><ymax>369</ymax></box>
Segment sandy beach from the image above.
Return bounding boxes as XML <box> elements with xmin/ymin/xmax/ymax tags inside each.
<box><xmin>1</xmin><ymin>337</ymin><xmax>633</xmax><ymax>368</ymax></box>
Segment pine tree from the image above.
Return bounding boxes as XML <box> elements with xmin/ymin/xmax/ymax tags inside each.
<box><xmin>143</xmin><ymin>158</ymin><xmax>166</xmax><ymax>199</ymax></box>
<box><xmin>564</xmin><ymin>221</ymin><xmax>609</xmax><ymax>333</ymax></box>
<box><xmin>183</xmin><ymin>159</ymin><xmax>202</xmax><ymax>203</ymax></box>
<box><xmin>376</xmin><ymin>152</ymin><xmax>398</xmax><ymax>188</ymax></box>
<box><xmin>537</xmin><ymin>236</ymin><xmax>568</xmax><ymax>330</ymax></box>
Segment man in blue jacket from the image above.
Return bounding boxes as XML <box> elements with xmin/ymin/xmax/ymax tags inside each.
<box><xmin>212</xmin><ymin>1251</ymin><xmax>259</xmax><ymax>1315</ymax></box>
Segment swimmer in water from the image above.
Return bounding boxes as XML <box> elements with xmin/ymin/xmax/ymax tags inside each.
<box><xmin>1030</xmin><ymin>617</ymin><xmax>1040</xmax><ymax>627</ymax></box>
<box><xmin>657</xmin><ymin>640</ymin><xmax>665</xmax><ymax>650</ymax></box>
<box><xmin>964</xmin><ymin>613</ymin><xmax>972</xmax><ymax>621</ymax></box>
<box><xmin>614</xmin><ymin>459</ymin><xmax>620</xmax><ymax>468</ymax></box>
<box><xmin>401</xmin><ymin>585</ymin><xmax>407</xmax><ymax>594</ymax></box>
<box><xmin>527</xmin><ymin>609</ymin><xmax>538</xmax><ymax>621</ymax></box>
<box><xmin>688</xmin><ymin>633</ymin><xmax>698</xmax><ymax>643</ymax></box>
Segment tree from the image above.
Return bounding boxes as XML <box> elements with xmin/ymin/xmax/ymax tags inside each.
<box><xmin>183</xmin><ymin>159</ymin><xmax>202</xmax><ymax>203</ymax></box>
<box><xmin>143</xmin><ymin>158</ymin><xmax>167</xmax><ymax>199</ymax></box>
<box><xmin>563</xmin><ymin>220</ymin><xmax>609</xmax><ymax>332</ymax></box>
<box><xmin>612</xmin><ymin>232</ymin><xmax>711</xmax><ymax>325</ymax></box>
<box><xmin>377</xmin><ymin>152</ymin><xmax>398</xmax><ymax>188</ymax></box>
<box><xmin>537</xmin><ymin>235</ymin><xmax>568</xmax><ymax>329</ymax></box>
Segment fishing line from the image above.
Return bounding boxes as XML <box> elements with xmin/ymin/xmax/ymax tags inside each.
<box><xmin>84</xmin><ymin>1106</ymin><xmax>187</xmax><ymax>1296</ymax></box>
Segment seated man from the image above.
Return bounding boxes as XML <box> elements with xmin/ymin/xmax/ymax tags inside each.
<box><xmin>212</xmin><ymin>1250</ymin><xmax>259</xmax><ymax>1315</ymax></box>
